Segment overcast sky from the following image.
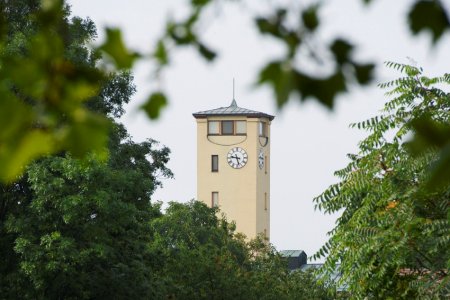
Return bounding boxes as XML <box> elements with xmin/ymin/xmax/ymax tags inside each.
<box><xmin>69</xmin><ymin>0</ymin><xmax>450</xmax><ymax>260</ymax></box>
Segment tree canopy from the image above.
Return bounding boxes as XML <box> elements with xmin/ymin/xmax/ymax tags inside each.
<box><xmin>314</xmin><ymin>62</ymin><xmax>450</xmax><ymax>298</ymax></box>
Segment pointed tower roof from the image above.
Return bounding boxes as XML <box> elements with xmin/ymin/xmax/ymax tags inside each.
<box><xmin>193</xmin><ymin>99</ymin><xmax>275</xmax><ymax>120</ymax></box>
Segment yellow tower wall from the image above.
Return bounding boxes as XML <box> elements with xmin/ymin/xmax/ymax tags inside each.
<box><xmin>196</xmin><ymin>116</ymin><xmax>271</xmax><ymax>240</ymax></box>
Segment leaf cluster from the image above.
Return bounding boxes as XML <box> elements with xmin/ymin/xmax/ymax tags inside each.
<box><xmin>151</xmin><ymin>0</ymin><xmax>449</xmax><ymax>111</ymax></box>
<box><xmin>314</xmin><ymin>62</ymin><xmax>450</xmax><ymax>298</ymax></box>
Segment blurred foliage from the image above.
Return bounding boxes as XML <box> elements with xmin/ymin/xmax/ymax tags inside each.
<box><xmin>1</xmin><ymin>0</ymin><xmax>449</xmax><ymax>181</ymax></box>
<box><xmin>0</xmin><ymin>0</ymin><xmax>154</xmax><ymax>182</ymax></box>
<box><xmin>314</xmin><ymin>63</ymin><xmax>450</xmax><ymax>298</ymax></box>
<box><xmin>0</xmin><ymin>0</ymin><xmax>106</xmax><ymax>181</ymax></box>
<box><xmin>154</xmin><ymin>0</ymin><xmax>449</xmax><ymax>109</ymax></box>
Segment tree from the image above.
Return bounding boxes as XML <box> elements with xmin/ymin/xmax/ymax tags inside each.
<box><xmin>314</xmin><ymin>63</ymin><xmax>450</xmax><ymax>298</ymax></box>
<box><xmin>1</xmin><ymin>135</ymin><xmax>172</xmax><ymax>299</ymax></box>
<box><xmin>0</xmin><ymin>2</ymin><xmax>174</xmax><ymax>297</ymax></box>
<box><xmin>150</xmin><ymin>200</ymin><xmax>337</xmax><ymax>299</ymax></box>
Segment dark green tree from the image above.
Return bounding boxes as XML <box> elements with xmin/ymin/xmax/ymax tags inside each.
<box><xmin>151</xmin><ymin>200</ymin><xmax>337</xmax><ymax>300</ymax></box>
<box><xmin>314</xmin><ymin>63</ymin><xmax>450</xmax><ymax>298</ymax></box>
<box><xmin>2</xmin><ymin>134</ymin><xmax>172</xmax><ymax>299</ymax></box>
<box><xmin>0</xmin><ymin>1</ymin><xmax>173</xmax><ymax>298</ymax></box>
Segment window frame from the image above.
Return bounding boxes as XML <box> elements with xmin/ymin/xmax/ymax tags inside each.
<box><xmin>211</xmin><ymin>155</ymin><xmax>218</xmax><ymax>172</ymax></box>
<box><xmin>234</xmin><ymin>120</ymin><xmax>247</xmax><ymax>135</ymax></box>
<box><xmin>259</xmin><ymin>121</ymin><xmax>267</xmax><ymax>137</ymax></box>
<box><xmin>208</xmin><ymin>121</ymin><xmax>220</xmax><ymax>135</ymax></box>
<box><xmin>207</xmin><ymin>120</ymin><xmax>247</xmax><ymax>136</ymax></box>
<box><xmin>221</xmin><ymin>120</ymin><xmax>234</xmax><ymax>135</ymax></box>
<box><xmin>212</xmin><ymin>192</ymin><xmax>219</xmax><ymax>207</ymax></box>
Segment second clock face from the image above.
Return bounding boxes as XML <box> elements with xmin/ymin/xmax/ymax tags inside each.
<box><xmin>227</xmin><ymin>147</ymin><xmax>248</xmax><ymax>169</ymax></box>
<box><xmin>258</xmin><ymin>149</ymin><xmax>264</xmax><ymax>169</ymax></box>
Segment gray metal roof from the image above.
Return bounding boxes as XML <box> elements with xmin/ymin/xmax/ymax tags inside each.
<box><xmin>279</xmin><ymin>250</ymin><xmax>306</xmax><ymax>258</ymax></box>
<box><xmin>192</xmin><ymin>99</ymin><xmax>275</xmax><ymax>121</ymax></box>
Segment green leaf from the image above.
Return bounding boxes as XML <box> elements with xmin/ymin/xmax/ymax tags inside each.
<box><xmin>141</xmin><ymin>92</ymin><xmax>168</xmax><ymax>120</ymax></box>
<box><xmin>301</xmin><ymin>5</ymin><xmax>320</xmax><ymax>32</ymax></box>
<box><xmin>257</xmin><ymin>61</ymin><xmax>295</xmax><ymax>107</ymax></box>
<box><xmin>0</xmin><ymin>130</ymin><xmax>54</xmax><ymax>182</ymax></box>
<box><xmin>255</xmin><ymin>17</ymin><xmax>282</xmax><ymax>38</ymax></box>
<box><xmin>99</xmin><ymin>28</ymin><xmax>140</xmax><ymax>69</ymax></box>
<box><xmin>63</xmin><ymin>111</ymin><xmax>110</xmax><ymax>158</ymax></box>
<box><xmin>407</xmin><ymin>117</ymin><xmax>450</xmax><ymax>189</ymax></box>
<box><xmin>168</xmin><ymin>24</ymin><xmax>197</xmax><ymax>45</ymax></box>
<box><xmin>330</xmin><ymin>39</ymin><xmax>353</xmax><ymax>65</ymax></box>
<box><xmin>408</xmin><ymin>0</ymin><xmax>450</xmax><ymax>43</ymax></box>
<box><xmin>408</xmin><ymin>117</ymin><xmax>450</xmax><ymax>153</ymax></box>
<box><xmin>255</xmin><ymin>10</ymin><xmax>288</xmax><ymax>40</ymax></box>
<box><xmin>197</xmin><ymin>42</ymin><xmax>217</xmax><ymax>61</ymax></box>
<box><xmin>354</xmin><ymin>63</ymin><xmax>375</xmax><ymax>84</ymax></box>
<box><xmin>295</xmin><ymin>71</ymin><xmax>347</xmax><ymax>109</ymax></box>
<box><xmin>191</xmin><ymin>0</ymin><xmax>210</xmax><ymax>7</ymax></box>
<box><xmin>0</xmin><ymin>92</ymin><xmax>33</xmax><ymax>141</ymax></box>
<box><xmin>427</xmin><ymin>143</ymin><xmax>450</xmax><ymax>189</ymax></box>
<box><xmin>154</xmin><ymin>40</ymin><xmax>169</xmax><ymax>65</ymax></box>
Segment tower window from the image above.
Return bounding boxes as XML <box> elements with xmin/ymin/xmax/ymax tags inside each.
<box><xmin>211</xmin><ymin>155</ymin><xmax>218</xmax><ymax>172</ymax></box>
<box><xmin>259</xmin><ymin>121</ymin><xmax>267</xmax><ymax>137</ymax></box>
<box><xmin>235</xmin><ymin>121</ymin><xmax>247</xmax><ymax>135</ymax></box>
<box><xmin>212</xmin><ymin>192</ymin><xmax>219</xmax><ymax>207</ymax></box>
<box><xmin>222</xmin><ymin>121</ymin><xmax>234</xmax><ymax>135</ymax></box>
<box><xmin>208</xmin><ymin>121</ymin><xmax>220</xmax><ymax>134</ymax></box>
<box><xmin>207</xmin><ymin>120</ymin><xmax>247</xmax><ymax>136</ymax></box>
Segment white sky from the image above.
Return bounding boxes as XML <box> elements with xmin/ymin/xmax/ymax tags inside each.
<box><xmin>69</xmin><ymin>0</ymin><xmax>450</xmax><ymax>260</ymax></box>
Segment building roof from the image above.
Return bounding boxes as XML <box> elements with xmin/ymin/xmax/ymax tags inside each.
<box><xmin>279</xmin><ymin>249</ymin><xmax>348</xmax><ymax>292</ymax></box>
<box><xmin>279</xmin><ymin>250</ymin><xmax>306</xmax><ymax>258</ymax></box>
<box><xmin>192</xmin><ymin>99</ymin><xmax>275</xmax><ymax>121</ymax></box>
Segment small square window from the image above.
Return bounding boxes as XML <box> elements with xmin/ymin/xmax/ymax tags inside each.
<box><xmin>222</xmin><ymin>121</ymin><xmax>234</xmax><ymax>135</ymax></box>
<box><xmin>208</xmin><ymin>121</ymin><xmax>220</xmax><ymax>134</ymax></box>
<box><xmin>235</xmin><ymin>121</ymin><xmax>247</xmax><ymax>134</ymax></box>
<box><xmin>211</xmin><ymin>155</ymin><xmax>218</xmax><ymax>172</ymax></box>
<box><xmin>212</xmin><ymin>192</ymin><xmax>219</xmax><ymax>207</ymax></box>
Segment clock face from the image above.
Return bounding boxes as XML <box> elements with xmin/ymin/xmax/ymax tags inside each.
<box><xmin>258</xmin><ymin>149</ymin><xmax>264</xmax><ymax>169</ymax></box>
<box><xmin>227</xmin><ymin>147</ymin><xmax>248</xmax><ymax>169</ymax></box>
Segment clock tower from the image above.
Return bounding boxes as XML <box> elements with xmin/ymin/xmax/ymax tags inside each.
<box><xmin>193</xmin><ymin>99</ymin><xmax>274</xmax><ymax>240</ymax></box>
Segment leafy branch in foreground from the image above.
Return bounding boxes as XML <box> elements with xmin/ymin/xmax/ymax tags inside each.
<box><xmin>1</xmin><ymin>0</ymin><xmax>449</xmax><ymax>182</ymax></box>
<box><xmin>314</xmin><ymin>62</ymin><xmax>450</xmax><ymax>299</ymax></box>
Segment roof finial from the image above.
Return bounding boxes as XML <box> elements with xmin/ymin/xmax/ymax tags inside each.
<box><xmin>233</xmin><ymin>78</ymin><xmax>235</xmax><ymax>100</ymax></box>
<box><xmin>230</xmin><ymin>78</ymin><xmax>237</xmax><ymax>107</ymax></box>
